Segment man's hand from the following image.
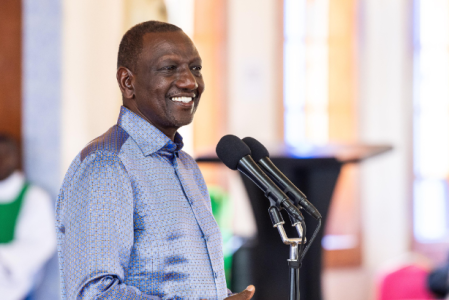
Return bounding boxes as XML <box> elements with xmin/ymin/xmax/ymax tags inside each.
<box><xmin>200</xmin><ymin>285</ymin><xmax>255</xmax><ymax>300</ymax></box>
<box><xmin>224</xmin><ymin>285</ymin><xmax>255</xmax><ymax>300</ymax></box>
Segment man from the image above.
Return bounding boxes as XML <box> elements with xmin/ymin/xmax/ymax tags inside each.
<box><xmin>0</xmin><ymin>134</ymin><xmax>56</xmax><ymax>300</ymax></box>
<box><xmin>56</xmin><ymin>21</ymin><xmax>255</xmax><ymax>299</ymax></box>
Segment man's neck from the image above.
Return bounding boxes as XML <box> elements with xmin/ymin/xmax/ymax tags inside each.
<box><xmin>123</xmin><ymin>103</ymin><xmax>177</xmax><ymax>141</ymax></box>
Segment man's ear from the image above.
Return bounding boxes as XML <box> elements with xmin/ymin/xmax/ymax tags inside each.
<box><xmin>117</xmin><ymin>67</ymin><xmax>135</xmax><ymax>99</ymax></box>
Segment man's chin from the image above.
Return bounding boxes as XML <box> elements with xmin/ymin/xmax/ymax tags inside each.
<box><xmin>175</xmin><ymin>119</ymin><xmax>194</xmax><ymax>129</ymax></box>
<box><xmin>172</xmin><ymin>114</ymin><xmax>195</xmax><ymax>128</ymax></box>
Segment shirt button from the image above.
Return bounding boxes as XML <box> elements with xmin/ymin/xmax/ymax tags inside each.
<box><xmin>214</xmin><ymin>272</ymin><xmax>218</xmax><ymax>279</ymax></box>
<box><xmin>203</xmin><ymin>235</ymin><xmax>208</xmax><ymax>242</ymax></box>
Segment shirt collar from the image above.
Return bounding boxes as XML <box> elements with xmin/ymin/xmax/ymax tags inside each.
<box><xmin>117</xmin><ymin>106</ymin><xmax>184</xmax><ymax>156</ymax></box>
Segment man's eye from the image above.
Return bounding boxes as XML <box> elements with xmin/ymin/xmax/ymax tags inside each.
<box><xmin>191</xmin><ymin>66</ymin><xmax>202</xmax><ymax>71</ymax></box>
<box><xmin>162</xmin><ymin>65</ymin><xmax>176</xmax><ymax>71</ymax></box>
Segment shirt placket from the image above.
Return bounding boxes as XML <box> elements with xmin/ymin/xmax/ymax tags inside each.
<box><xmin>172</xmin><ymin>152</ymin><xmax>221</xmax><ymax>299</ymax></box>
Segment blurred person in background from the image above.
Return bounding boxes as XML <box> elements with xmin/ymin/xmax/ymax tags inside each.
<box><xmin>0</xmin><ymin>134</ymin><xmax>56</xmax><ymax>300</ymax></box>
<box><xmin>427</xmin><ymin>255</ymin><xmax>449</xmax><ymax>299</ymax></box>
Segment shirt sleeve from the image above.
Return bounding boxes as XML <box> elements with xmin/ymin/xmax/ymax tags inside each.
<box><xmin>57</xmin><ymin>152</ymin><xmax>160</xmax><ymax>300</ymax></box>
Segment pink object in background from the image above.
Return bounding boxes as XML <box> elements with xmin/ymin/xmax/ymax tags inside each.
<box><xmin>377</xmin><ymin>265</ymin><xmax>435</xmax><ymax>300</ymax></box>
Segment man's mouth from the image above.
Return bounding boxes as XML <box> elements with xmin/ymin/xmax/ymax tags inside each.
<box><xmin>170</xmin><ymin>95</ymin><xmax>195</xmax><ymax>104</ymax></box>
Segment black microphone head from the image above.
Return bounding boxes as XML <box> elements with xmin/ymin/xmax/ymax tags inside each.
<box><xmin>216</xmin><ymin>135</ymin><xmax>251</xmax><ymax>170</ymax></box>
<box><xmin>242</xmin><ymin>137</ymin><xmax>270</xmax><ymax>161</ymax></box>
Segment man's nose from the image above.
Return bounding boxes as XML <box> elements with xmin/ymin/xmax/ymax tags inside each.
<box><xmin>175</xmin><ymin>69</ymin><xmax>198</xmax><ymax>90</ymax></box>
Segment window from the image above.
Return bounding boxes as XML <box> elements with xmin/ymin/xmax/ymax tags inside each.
<box><xmin>413</xmin><ymin>0</ymin><xmax>449</xmax><ymax>243</ymax></box>
<box><xmin>284</xmin><ymin>0</ymin><xmax>329</xmax><ymax>147</ymax></box>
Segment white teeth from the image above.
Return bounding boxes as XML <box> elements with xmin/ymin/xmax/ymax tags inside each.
<box><xmin>171</xmin><ymin>96</ymin><xmax>194</xmax><ymax>103</ymax></box>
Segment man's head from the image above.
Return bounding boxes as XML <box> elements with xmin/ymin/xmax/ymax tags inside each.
<box><xmin>117</xmin><ymin>21</ymin><xmax>205</xmax><ymax>140</ymax></box>
<box><xmin>0</xmin><ymin>134</ymin><xmax>19</xmax><ymax>181</ymax></box>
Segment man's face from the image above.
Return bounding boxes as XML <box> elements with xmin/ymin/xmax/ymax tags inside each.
<box><xmin>0</xmin><ymin>143</ymin><xmax>18</xmax><ymax>181</ymax></box>
<box><xmin>131</xmin><ymin>31</ymin><xmax>205</xmax><ymax>134</ymax></box>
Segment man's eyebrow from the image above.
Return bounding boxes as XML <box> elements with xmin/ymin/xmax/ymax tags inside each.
<box><xmin>190</xmin><ymin>57</ymin><xmax>202</xmax><ymax>64</ymax></box>
<box><xmin>155</xmin><ymin>55</ymin><xmax>202</xmax><ymax>65</ymax></box>
<box><xmin>156</xmin><ymin>56</ymin><xmax>178</xmax><ymax>64</ymax></box>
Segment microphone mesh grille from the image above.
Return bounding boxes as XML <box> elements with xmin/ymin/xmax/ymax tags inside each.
<box><xmin>242</xmin><ymin>137</ymin><xmax>270</xmax><ymax>161</ymax></box>
<box><xmin>216</xmin><ymin>135</ymin><xmax>251</xmax><ymax>170</ymax></box>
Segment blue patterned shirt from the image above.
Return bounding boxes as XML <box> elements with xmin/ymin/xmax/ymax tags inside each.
<box><xmin>56</xmin><ymin>106</ymin><xmax>229</xmax><ymax>300</ymax></box>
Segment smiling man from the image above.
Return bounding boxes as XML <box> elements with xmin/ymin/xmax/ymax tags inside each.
<box><xmin>56</xmin><ymin>21</ymin><xmax>255</xmax><ymax>300</ymax></box>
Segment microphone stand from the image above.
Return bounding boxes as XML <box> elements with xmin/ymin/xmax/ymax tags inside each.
<box><xmin>268</xmin><ymin>207</ymin><xmax>305</xmax><ymax>300</ymax></box>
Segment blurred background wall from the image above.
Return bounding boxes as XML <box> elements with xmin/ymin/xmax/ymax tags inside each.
<box><xmin>0</xmin><ymin>0</ymin><xmax>447</xmax><ymax>299</ymax></box>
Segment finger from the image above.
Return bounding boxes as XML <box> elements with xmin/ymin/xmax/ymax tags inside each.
<box><xmin>227</xmin><ymin>285</ymin><xmax>256</xmax><ymax>300</ymax></box>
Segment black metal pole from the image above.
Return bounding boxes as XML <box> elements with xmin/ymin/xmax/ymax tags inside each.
<box><xmin>289</xmin><ymin>244</ymin><xmax>301</xmax><ymax>300</ymax></box>
<box><xmin>289</xmin><ymin>266</ymin><xmax>300</xmax><ymax>300</ymax></box>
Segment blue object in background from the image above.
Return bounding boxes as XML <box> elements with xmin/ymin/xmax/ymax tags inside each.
<box><xmin>23</xmin><ymin>0</ymin><xmax>62</xmax><ymax>299</ymax></box>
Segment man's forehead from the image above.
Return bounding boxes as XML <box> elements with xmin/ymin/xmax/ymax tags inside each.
<box><xmin>142</xmin><ymin>31</ymin><xmax>190</xmax><ymax>48</ymax></box>
<box><xmin>141</xmin><ymin>31</ymin><xmax>198</xmax><ymax>56</ymax></box>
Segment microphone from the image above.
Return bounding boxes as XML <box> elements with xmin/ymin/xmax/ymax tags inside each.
<box><xmin>242</xmin><ymin>137</ymin><xmax>322</xmax><ymax>220</ymax></box>
<box><xmin>216</xmin><ymin>135</ymin><xmax>304</xmax><ymax>224</ymax></box>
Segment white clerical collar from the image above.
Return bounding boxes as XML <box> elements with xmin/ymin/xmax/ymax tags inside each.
<box><xmin>0</xmin><ymin>171</ymin><xmax>25</xmax><ymax>202</ymax></box>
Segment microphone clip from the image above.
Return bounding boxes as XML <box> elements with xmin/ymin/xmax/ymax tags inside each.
<box><xmin>268</xmin><ymin>206</ymin><xmax>306</xmax><ymax>248</ymax></box>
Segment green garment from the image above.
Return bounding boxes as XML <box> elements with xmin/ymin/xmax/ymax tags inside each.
<box><xmin>209</xmin><ymin>186</ymin><xmax>233</xmax><ymax>288</ymax></box>
<box><xmin>0</xmin><ymin>183</ymin><xmax>29</xmax><ymax>244</ymax></box>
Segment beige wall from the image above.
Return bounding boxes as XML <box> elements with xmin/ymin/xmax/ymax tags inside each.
<box><xmin>62</xmin><ymin>0</ymin><xmax>124</xmax><ymax>172</ymax></box>
<box><xmin>359</xmin><ymin>0</ymin><xmax>413</xmax><ymax>269</ymax></box>
<box><xmin>227</xmin><ymin>0</ymin><xmax>283</xmax><ymax>145</ymax></box>
<box><xmin>123</xmin><ymin>0</ymin><xmax>167</xmax><ymax>28</ymax></box>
